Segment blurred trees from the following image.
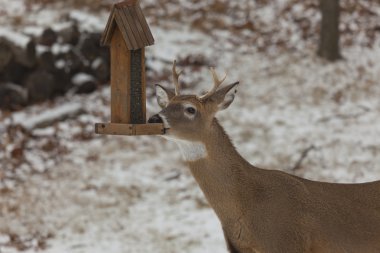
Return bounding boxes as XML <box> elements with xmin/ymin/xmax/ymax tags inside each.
<box><xmin>318</xmin><ymin>0</ymin><xmax>341</xmax><ymax>61</ymax></box>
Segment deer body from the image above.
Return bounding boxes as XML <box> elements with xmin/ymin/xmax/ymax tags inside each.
<box><xmin>148</xmin><ymin>61</ymin><xmax>380</xmax><ymax>253</ymax></box>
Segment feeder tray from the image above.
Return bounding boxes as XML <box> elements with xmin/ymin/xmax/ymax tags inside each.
<box><xmin>95</xmin><ymin>0</ymin><xmax>164</xmax><ymax>136</ymax></box>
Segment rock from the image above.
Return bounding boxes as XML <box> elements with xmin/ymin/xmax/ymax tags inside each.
<box><xmin>0</xmin><ymin>41</ymin><xmax>13</xmax><ymax>71</ymax></box>
<box><xmin>55</xmin><ymin>49</ymin><xmax>84</xmax><ymax>76</ymax></box>
<box><xmin>71</xmin><ymin>72</ymin><xmax>97</xmax><ymax>94</ymax></box>
<box><xmin>38</xmin><ymin>51</ymin><xmax>56</xmax><ymax>72</ymax></box>
<box><xmin>0</xmin><ymin>29</ymin><xmax>36</xmax><ymax>67</ymax></box>
<box><xmin>75</xmin><ymin>81</ymin><xmax>97</xmax><ymax>94</ymax></box>
<box><xmin>91</xmin><ymin>57</ymin><xmax>109</xmax><ymax>83</ymax></box>
<box><xmin>77</xmin><ymin>33</ymin><xmax>103</xmax><ymax>62</ymax></box>
<box><xmin>39</xmin><ymin>28</ymin><xmax>58</xmax><ymax>46</ymax></box>
<box><xmin>25</xmin><ymin>70</ymin><xmax>56</xmax><ymax>103</ymax></box>
<box><xmin>0</xmin><ymin>83</ymin><xmax>27</xmax><ymax>110</ymax></box>
<box><xmin>58</xmin><ymin>24</ymin><xmax>80</xmax><ymax>45</ymax></box>
<box><xmin>0</xmin><ymin>28</ymin><xmax>110</xmax><ymax>110</ymax></box>
<box><xmin>1</xmin><ymin>59</ymin><xmax>30</xmax><ymax>85</ymax></box>
<box><xmin>52</xmin><ymin>68</ymin><xmax>72</xmax><ymax>96</ymax></box>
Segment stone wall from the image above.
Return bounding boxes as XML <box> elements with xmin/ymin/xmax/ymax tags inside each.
<box><xmin>0</xmin><ymin>25</ymin><xmax>110</xmax><ymax>110</ymax></box>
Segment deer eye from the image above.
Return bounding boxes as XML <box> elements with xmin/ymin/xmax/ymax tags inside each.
<box><xmin>185</xmin><ymin>107</ymin><xmax>196</xmax><ymax>114</ymax></box>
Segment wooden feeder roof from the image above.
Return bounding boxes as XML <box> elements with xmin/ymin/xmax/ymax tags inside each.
<box><xmin>101</xmin><ymin>0</ymin><xmax>154</xmax><ymax>50</ymax></box>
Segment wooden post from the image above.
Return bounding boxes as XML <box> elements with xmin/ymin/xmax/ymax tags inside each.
<box><xmin>94</xmin><ymin>0</ymin><xmax>164</xmax><ymax>136</ymax></box>
<box><xmin>110</xmin><ymin>28</ymin><xmax>130</xmax><ymax>123</ymax></box>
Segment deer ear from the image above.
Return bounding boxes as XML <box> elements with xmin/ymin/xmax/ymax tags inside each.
<box><xmin>210</xmin><ymin>82</ymin><xmax>239</xmax><ymax>111</ymax></box>
<box><xmin>156</xmin><ymin>84</ymin><xmax>175</xmax><ymax>108</ymax></box>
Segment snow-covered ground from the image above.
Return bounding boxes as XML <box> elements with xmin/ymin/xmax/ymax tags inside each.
<box><xmin>1</xmin><ymin>1</ymin><xmax>380</xmax><ymax>252</ymax></box>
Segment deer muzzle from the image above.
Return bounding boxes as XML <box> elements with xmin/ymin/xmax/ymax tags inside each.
<box><xmin>148</xmin><ymin>114</ymin><xmax>163</xmax><ymax>124</ymax></box>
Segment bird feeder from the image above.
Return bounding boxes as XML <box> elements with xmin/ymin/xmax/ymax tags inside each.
<box><xmin>95</xmin><ymin>0</ymin><xmax>164</xmax><ymax>136</ymax></box>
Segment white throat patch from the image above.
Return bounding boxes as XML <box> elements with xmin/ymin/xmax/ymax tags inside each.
<box><xmin>158</xmin><ymin>113</ymin><xmax>207</xmax><ymax>161</ymax></box>
<box><xmin>174</xmin><ymin>139</ymin><xmax>207</xmax><ymax>162</ymax></box>
<box><xmin>163</xmin><ymin>136</ymin><xmax>207</xmax><ymax>162</ymax></box>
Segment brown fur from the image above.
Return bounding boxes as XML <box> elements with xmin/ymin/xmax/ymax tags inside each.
<box><xmin>152</xmin><ymin>81</ymin><xmax>380</xmax><ymax>253</ymax></box>
<box><xmin>188</xmin><ymin>119</ymin><xmax>380</xmax><ymax>253</ymax></box>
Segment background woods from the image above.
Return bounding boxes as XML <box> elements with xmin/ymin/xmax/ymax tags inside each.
<box><xmin>1</xmin><ymin>0</ymin><xmax>380</xmax><ymax>252</ymax></box>
<box><xmin>1</xmin><ymin>0</ymin><xmax>379</xmax><ymax>110</ymax></box>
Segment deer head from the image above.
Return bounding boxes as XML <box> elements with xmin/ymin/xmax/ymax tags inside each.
<box><xmin>148</xmin><ymin>60</ymin><xmax>239</xmax><ymax>142</ymax></box>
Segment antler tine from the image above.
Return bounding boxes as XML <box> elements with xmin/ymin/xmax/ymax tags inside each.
<box><xmin>200</xmin><ymin>67</ymin><xmax>227</xmax><ymax>99</ymax></box>
<box><xmin>172</xmin><ymin>60</ymin><xmax>183</xmax><ymax>95</ymax></box>
<box><xmin>210</xmin><ymin>67</ymin><xmax>227</xmax><ymax>91</ymax></box>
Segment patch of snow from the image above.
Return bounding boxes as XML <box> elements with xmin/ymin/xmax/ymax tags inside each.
<box><xmin>51</xmin><ymin>22</ymin><xmax>74</xmax><ymax>32</ymax></box>
<box><xmin>91</xmin><ymin>57</ymin><xmax>103</xmax><ymax>69</ymax></box>
<box><xmin>11</xmin><ymin>102</ymin><xmax>83</xmax><ymax>130</ymax></box>
<box><xmin>36</xmin><ymin>45</ymin><xmax>50</xmax><ymax>55</ymax></box>
<box><xmin>0</xmin><ymin>27</ymin><xmax>31</xmax><ymax>48</ymax></box>
<box><xmin>23</xmin><ymin>26</ymin><xmax>44</xmax><ymax>37</ymax></box>
<box><xmin>2</xmin><ymin>83</ymin><xmax>27</xmax><ymax>100</ymax></box>
<box><xmin>0</xmin><ymin>234</ymin><xmax>9</xmax><ymax>244</ymax></box>
<box><xmin>51</xmin><ymin>43</ymin><xmax>72</xmax><ymax>55</ymax></box>
<box><xmin>55</xmin><ymin>59</ymin><xmax>66</xmax><ymax>69</ymax></box>
<box><xmin>72</xmin><ymin>73</ymin><xmax>95</xmax><ymax>85</ymax></box>
<box><xmin>69</xmin><ymin>10</ymin><xmax>107</xmax><ymax>32</ymax></box>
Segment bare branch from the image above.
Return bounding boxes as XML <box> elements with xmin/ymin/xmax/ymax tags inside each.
<box><xmin>290</xmin><ymin>145</ymin><xmax>316</xmax><ymax>171</ymax></box>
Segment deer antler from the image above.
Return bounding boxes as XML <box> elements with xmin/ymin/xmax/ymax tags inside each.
<box><xmin>199</xmin><ymin>67</ymin><xmax>227</xmax><ymax>99</ymax></box>
<box><xmin>172</xmin><ymin>60</ymin><xmax>183</xmax><ymax>95</ymax></box>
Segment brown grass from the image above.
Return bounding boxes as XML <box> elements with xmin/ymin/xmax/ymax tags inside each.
<box><xmin>24</xmin><ymin>0</ymin><xmax>112</xmax><ymax>12</ymax></box>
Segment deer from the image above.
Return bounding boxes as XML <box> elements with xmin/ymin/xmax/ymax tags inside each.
<box><xmin>148</xmin><ymin>61</ymin><xmax>380</xmax><ymax>253</ymax></box>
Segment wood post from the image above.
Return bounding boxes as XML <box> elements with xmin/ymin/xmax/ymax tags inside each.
<box><xmin>110</xmin><ymin>28</ymin><xmax>131</xmax><ymax>123</ymax></box>
<box><xmin>110</xmin><ymin>28</ymin><xmax>147</xmax><ymax>125</ymax></box>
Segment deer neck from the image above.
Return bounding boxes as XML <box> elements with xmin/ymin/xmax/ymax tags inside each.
<box><xmin>167</xmin><ymin>118</ymin><xmax>244</xmax><ymax>163</ymax></box>
<box><xmin>171</xmin><ymin>118</ymin><xmax>252</xmax><ymax>220</ymax></box>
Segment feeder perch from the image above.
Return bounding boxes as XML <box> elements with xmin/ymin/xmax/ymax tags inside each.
<box><xmin>95</xmin><ymin>0</ymin><xmax>164</xmax><ymax>136</ymax></box>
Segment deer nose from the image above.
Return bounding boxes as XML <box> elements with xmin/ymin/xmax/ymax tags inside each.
<box><xmin>148</xmin><ymin>114</ymin><xmax>163</xmax><ymax>124</ymax></box>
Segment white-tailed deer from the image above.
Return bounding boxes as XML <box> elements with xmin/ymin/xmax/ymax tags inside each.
<box><xmin>148</xmin><ymin>61</ymin><xmax>380</xmax><ymax>253</ymax></box>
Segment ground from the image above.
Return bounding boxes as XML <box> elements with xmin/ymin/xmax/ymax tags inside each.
<box><xmin>1</xmin><ymin>1</ymin><xmax>380</xmax><ymax>252</ymax></box>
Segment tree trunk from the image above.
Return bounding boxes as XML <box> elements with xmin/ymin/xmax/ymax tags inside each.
<box><xmin>318</xmin><ymin>0</ymin><xmax>341</xmax><ymax>61</ymax></box>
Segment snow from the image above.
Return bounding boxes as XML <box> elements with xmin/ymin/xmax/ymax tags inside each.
<box><xmin>51</xmin><ymin>22</ymin><xmax>75</xmax><ymax>33</ymax></box>
<box><xmin>0</xmin><ymin>0</ymin><xmax>25</xmax><ymax>22</ymax></box>
<box><xmin>0</xmin><ymin>27</ymin><xmax>31</xmax><ymax>48</ymax></box>
<box><xmin>91</xmin><ymin>57</ymin><xmax>103</xmax><ymax>69</ymax></box>
<box><xmin>1</xmin><ymin>83</ymin><xmax>27</xmax><ymax>100</ymax></box>
<box><xmin>51</xmin><ymin>44</ymin><xmax>72</xmax><ymax>55</ymax></box>
<box><xmin>69</xmin><ymin>10</ymin><xmax>107</xmax><ymax>32</ymax></box>
<box><xmin>23</xmin><ymin>26</ymin><xmax>44</xmax><ymax>37</ymax></box>
<box><xmin>72</xmin><ymin>73</ymin><xmax>95</xmax><ymax>86</ymax></box>
<box><xmin>55</xmin><ymin>59</ymin><xmax>66</xmax><ymax>69</ymax></box>
<box><xmin>36</xmin><ymin>45</ymin><xmax>50</xmax><ymax>55</ymax></box>
<box><xmin>11</xmin><ymin>102</ymin><xmax>83</xmax><ymax>130</ymax></box>
<box><xmin>1</xmin><ymin>0</ymin><xmax>380</xmax><ymax>253</ymax></box>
